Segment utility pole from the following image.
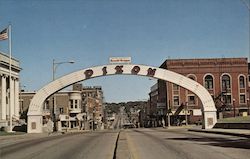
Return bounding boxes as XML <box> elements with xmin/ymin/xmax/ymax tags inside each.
<box><xmin>52</xmin><ymin>59</ymin><xmax>74</xmax><ymax>132</ymax></box>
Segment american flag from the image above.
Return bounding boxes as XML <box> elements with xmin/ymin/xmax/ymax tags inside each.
<box><xmin>0</xmin><ymin>28</ymin><xmax>8</xmax><ymax>40</ymax></box>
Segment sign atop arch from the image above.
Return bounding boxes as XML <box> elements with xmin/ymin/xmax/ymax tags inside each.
<box><xmin>27</xmin><ymin>64</ymin><xmax>217</xmax><ymax>133</ymax></box>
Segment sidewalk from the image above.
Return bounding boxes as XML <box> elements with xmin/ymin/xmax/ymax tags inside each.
<box><xmin>188</xmin><ymin>127</ymin><xmax>250</xmax><ymax>138</ymax></box>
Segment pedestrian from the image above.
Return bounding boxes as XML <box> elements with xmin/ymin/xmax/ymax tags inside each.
<box><xmin>162</xmin><ymin>118</ymin><xmax>165</xmax><ymax>128</ymax></box>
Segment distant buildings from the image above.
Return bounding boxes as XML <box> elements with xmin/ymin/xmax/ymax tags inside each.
<box><xmin>147</xmin><ymin>57</ymin><xmax>250</xmax><ymax>126</ymax></box>
<box><xmin>20</xmin><ymin>83</ymin><xmax>104</xmax><ymax>132</ymax></box>
<box><xmin>0</xmin><ymin>52</ymin><xmax>21</xmax><ymax>130</ymax></box>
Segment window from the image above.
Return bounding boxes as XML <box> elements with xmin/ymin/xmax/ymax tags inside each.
<box><xmin>70</xmin><ymin>100</ymin><xmax>74</xmax><ymax>109</ymax></box>
<box><xmin>239</xmin><ymin>76</ymin><xmax>245</xmax><ymax>89</ymax></box>
<box><xmin>222</xmin><ymin>95</ymin><xmax>231</xmax><ymax>104</ymax></box>
<box><xmin>59</xmin><ymin>108</ymin><xmax>64</xmax><ymax>114</ymax></box>
<box><xmin>188</xmin><ymin>75</ymin><xmax>196</xmax><ymax>81</ymax></box>
<box><xmin>173</xmin><ymin>96</ymin><xmax>179</xmax><ymax>106</ymax></box>
<box><xmin>173</xmin><ymin>84</ymin><xmax>179</xmax><ymax>91</ymax></box>
<box><xmin>240</xmin><ymin>94</ymin><xmax>246</xmax><ymax>103</ymax></box>
<box><xmin>45</xmin><ymin>100</ymin><xmax>50</xmax><ymax>110</ymax></box>
<box><xmin>222</xmin><ymin>75</ymin><xmax>231</xmax><ymax>91</ymax></box>
<box><xmin>204</xmin><ymin>75</ymin><xmax>213</xmax><ymax>90</ymax></box>
<box><xmin>74</xmin><ymin>100</ymin><xmax>77</xmax><ymax>109</ymax></box>
<box><xmin>188</xmin><ymin>96</ymin><xmax>196</xmax><ymax>105</ymax></box>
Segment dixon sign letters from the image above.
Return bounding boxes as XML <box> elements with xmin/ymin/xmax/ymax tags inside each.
<box><xmin>84</xmin><ymin>65</ymin><xmax>156</xmax><ymax>79</ymax></box>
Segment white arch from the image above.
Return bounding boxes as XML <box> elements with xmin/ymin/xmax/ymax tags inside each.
<box><xmin>27</xmin><ymin>64</ymin><xmax>217</xmax><ymax>133</ymax></box>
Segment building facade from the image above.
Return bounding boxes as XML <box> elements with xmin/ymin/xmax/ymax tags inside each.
<box><xmin>20</xmin><ymin>84</ymin><xmax>104</xmax><ymax>132</ymax></box>
<box><xmin>157</xmin><ymin>58</ymin><xmax>249</xmax><ymax>124</ymax></box>
<box><xmin>0</xmin><ymin>52</ymin><xmax>21</xmax><ymax>130</ymax></box>
<box><xmin>148</xmin><ymin>83</ymin><xmax>162</xmax><ymax>127</ymax></box>
<box><xmin>73</xmin><ymin>84</ymin><xmax>104</xmax><ymax>130</ymax></box>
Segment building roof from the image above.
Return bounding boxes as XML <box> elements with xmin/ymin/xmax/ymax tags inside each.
<box><xmin>0</xmin><ymin>51</ymin><xmax>21</xmax><ymax>71</ymax></box>
<box><xmin>160</xmin><ymin>57</ymin><xmax>248</xmax><ymax>69</ymax></box>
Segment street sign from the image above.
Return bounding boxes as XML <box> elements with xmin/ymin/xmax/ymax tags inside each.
<box><xmin>109</xmin><ymin>57</ymin><xmax>131</xmax><ymax>64</ymax></box>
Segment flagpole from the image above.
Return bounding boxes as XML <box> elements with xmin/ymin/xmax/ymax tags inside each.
<box><xmin>8</xmin><ymin>24</ymin><xmax>13</xmax><ymax>132</ymax></box>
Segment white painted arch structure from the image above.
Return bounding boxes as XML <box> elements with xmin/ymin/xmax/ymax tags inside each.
<box><xmin>27</xmin><ymin>64</ymin><xmax>217</xmax><ymax>133</ymax></box>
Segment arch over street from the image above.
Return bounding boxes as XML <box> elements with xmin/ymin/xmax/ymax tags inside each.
<box><xmin>27</xmin><ymin>64</ymin><xmax>217</xmax><ymax>133</ymax></box>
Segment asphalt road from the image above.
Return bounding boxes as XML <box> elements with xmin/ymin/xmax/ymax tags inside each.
<box><xmin>0</xmin><ymin>131</ymin><xmax>119</xmax><ymax>159</ymax></box>
<box><xmin>123</xmin><ymin>128</ymin><xmax>250</xmax><ymax>159</ymax></box>
<box><xmin>0</xmin><ymin>128</ymin><xmax>249</xmax><ymax>159</ymax></box>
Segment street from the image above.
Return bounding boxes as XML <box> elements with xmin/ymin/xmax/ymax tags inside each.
<box><xmin>0</xmin><ymin>131</ymin><xmax>118</xmax><ymax>159</ymax></box>
<box><xmin>0</xmin><ymin>128</ymin><xmax>249</xmax><ymax>159</ymax></box>
<box><xmin>122</xmin><ymin>128</ymin><xmax>250</xmax><ymax>159</ymax></box>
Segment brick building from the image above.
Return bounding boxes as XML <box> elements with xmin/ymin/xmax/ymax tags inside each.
<box><xmin>148</xmin><ymin>83</ymin><xmax>166</xmax><ymax>127</ymax></box>
<box><xmin>156</xmin><ymin>57</ymin><xmax>249</xmax><ymax>125</ymax></box>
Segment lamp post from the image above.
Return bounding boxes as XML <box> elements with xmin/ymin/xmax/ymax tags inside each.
<box><xmin>52</xmin><ymin>59</ymin><xmax>74</xmax><ymax>132</ymax></box>
<box><xmin>233</xmin><ymin>98</ymin><xmax>236</xmax><ymax>117</ymax></box>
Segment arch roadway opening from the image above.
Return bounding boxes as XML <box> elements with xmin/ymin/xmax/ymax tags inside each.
<box><xmin>27</xmin><ymin>64</ymin><xmax>217</xmax><ymax>133</ymax></box>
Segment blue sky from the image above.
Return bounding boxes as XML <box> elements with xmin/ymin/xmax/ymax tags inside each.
<box><xmin>0</xmin><ymin>0</ymin><xmax>249</xmax><ymax>102</ymax></box>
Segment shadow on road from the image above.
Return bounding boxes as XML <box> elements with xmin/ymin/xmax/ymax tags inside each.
<box><xmin>165</xmin><ymin>137</ymin><xmax>250</xmax><ymax>149</ymax></box>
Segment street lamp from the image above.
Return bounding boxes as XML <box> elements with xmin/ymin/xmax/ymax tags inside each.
<box><xmin>52</xmin><ymin>59</ymin><xmax>75</xmax><ymax>81</ymax></box>
<box><xmin>52</xmin><ymin>59</ymin><xmax>75</xmax><ymax>132</ymax></box>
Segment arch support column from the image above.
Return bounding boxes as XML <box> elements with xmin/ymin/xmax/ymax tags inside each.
<box><xmin>27</xmin><ymin>115</ymin><xmax>43</xmax><ymax>133</ymax></box>
<box><xmin>203</xmin><ymin>110</ymin><xmax>217</xmax><ymax>129</ymax></box>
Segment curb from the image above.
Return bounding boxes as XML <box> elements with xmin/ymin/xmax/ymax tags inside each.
<box><xmin>188</xmin><ymin>129</ymin><xmax>250</xmax><ymax>138</ymax></box>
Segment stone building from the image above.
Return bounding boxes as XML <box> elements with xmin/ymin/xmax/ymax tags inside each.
<box><xmin>157</xmin><ymin>57</ymin><xmax>249</xmax><ymax>125</ymax></box>
<box><xmin>0</xmin><ymin>51</ymin><xmax>21</xmax><ymax>130</ymax></box>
